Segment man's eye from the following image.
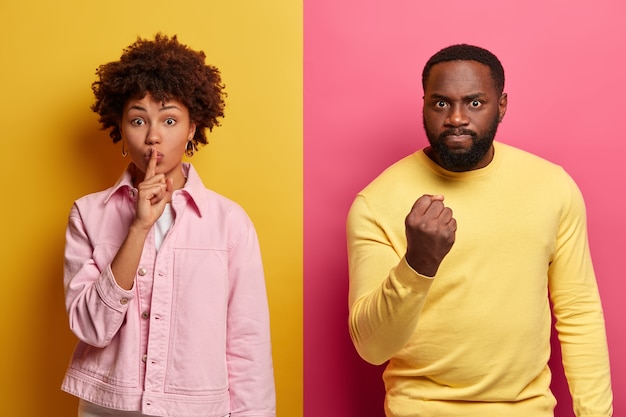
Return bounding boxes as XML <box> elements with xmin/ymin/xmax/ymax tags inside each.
<box><xmin>470</xmin><ymin>100</ymin><xmax>481</xmax><ymax>107</ymax></box>
<box><xmin>436</xmin><ymin>101</ymin><xmax>447</xmax><ymax>108</ymax></box>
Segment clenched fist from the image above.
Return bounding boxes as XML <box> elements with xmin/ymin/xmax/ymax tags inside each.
<box><xmin>405</xmin><ymin>194</ymin><xmax>456</xmax><ymax>277</ymax></box>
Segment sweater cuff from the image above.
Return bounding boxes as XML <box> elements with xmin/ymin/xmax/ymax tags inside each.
<box><xmin>393</xmin><ymin>257</ymin><xmax>435</xmax><ymax>295</ymax></box>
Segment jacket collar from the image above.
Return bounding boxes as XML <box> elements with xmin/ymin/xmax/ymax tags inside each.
<box><xmin>104</xmin><ymin>163</ymin><xmax>207</xmax><ymax>217</ymax></box>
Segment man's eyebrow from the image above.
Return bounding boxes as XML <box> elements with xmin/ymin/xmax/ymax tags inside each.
<box><xmin>462</xmin><ymin>93</ymin><xmax>487</xmax><ymax>101</ymax></box>
<box><xmin>428</xmin><ymin>92</ymin><xmax>487</xmax><ymax>101</ymax></box>
<box><xmin>428</xmin><ymin>93</ymin><xmax>447</xmax><ymax>100</ymax></box>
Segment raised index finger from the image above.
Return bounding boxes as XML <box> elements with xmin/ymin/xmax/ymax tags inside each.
<box><xmin>145</xmin><ymin>147</ymin><xmax>157</xmax><ymax>180</ymax></box>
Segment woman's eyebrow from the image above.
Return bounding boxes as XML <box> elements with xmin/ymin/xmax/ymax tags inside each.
<box><xmin>159</xmin><ymin>105</ymin><xmax>183</xmax><ymax>112</ymax></box>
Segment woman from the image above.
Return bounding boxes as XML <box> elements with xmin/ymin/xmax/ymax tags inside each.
<box><xmin>62</xmin><ymin>34</ymin><xmax>275</xmax><ymax>417</ymax></box>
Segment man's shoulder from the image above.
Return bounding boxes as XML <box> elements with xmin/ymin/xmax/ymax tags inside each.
<box><xmin>359</xmin><ymin>151</ymin><xmax>423</xmax><ymax>192</ymax></box>
<box><xmin>350</xmin><ymin>151</ymin><xmax>430</xmax><ymax>219</ymax></box>
<box><xmin>496</xmin><ymin>142</ymin><xmax>562</xmax><ymax>170</ymax></box>
<box><xmin>496</xmin><ymin>142</ymin><xmax>581</xmax><ymax>198</ymax></box>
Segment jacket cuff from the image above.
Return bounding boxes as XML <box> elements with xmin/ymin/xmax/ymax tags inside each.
<box><xmin>95</xmin><ymin>264</ymin><xmax>135</xmax><ymax>312</ymax></box>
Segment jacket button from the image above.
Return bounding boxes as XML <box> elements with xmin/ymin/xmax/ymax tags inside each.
<box><xmin>142</xmin><ymin>354</ymin><xmax>147</xmax><ymax>363</ymax></box>
<box><xmin>120</xmin><ymin>297</ymin><xmax>129</xmax><ymax>305</ymax></box>
<box><xmin>138</xmin><ymin>268</ymin><xmax>147</xmax><ymax>276</ymax></box>
<box><xmin>141</xmin><ymin>311</ymin><xmax>150</xmax><ymax>319</ymax></box>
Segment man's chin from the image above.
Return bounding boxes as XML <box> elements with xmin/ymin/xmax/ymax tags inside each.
<box><xmin>435</xmin><ymin>148</ymin><xmax>486</xmax><ymax>171</ymax></box>
<box><xmin>445</xmin><ymin>147</ymin><xmax>473</xmax><ymax>155</ymax></box>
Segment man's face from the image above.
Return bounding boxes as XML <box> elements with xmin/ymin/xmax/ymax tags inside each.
<box><xmin>422</xmin><ymin>60</ymin><xmax>507</xmax><ymax>172</ymax></box>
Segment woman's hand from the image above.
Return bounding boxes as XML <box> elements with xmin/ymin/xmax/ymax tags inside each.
<box><xmin>111</xmin><ymin>148</ymin><xmax>173</xmax><ymax>290</ymax></box>
<box><xmin>133</xmin><ymin>148</ymin><xmax>173</xmax><ymax>231</ymax></box>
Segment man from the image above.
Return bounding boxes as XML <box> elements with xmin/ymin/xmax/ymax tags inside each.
<box><xmin>346</xmin><ymin>44</ymin><xmax>613</xmax><ymax>417</ymax></box>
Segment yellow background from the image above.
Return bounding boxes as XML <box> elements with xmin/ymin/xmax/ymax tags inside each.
<box><xmin>0</xmin><ymin>1</ymin><xmax>302</xmax><ymax>416</ymax></box>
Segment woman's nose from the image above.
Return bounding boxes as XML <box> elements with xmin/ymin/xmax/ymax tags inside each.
<box><xmin>145</xmin><ymin>125</ymin><xmax>161</xmax><ymax>144</ymax></box>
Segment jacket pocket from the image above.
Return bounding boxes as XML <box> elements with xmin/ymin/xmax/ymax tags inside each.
<box><xmin>165</xmin><ymin>248</ymin><xmax>229</xmax><ymax>395</ymax></box>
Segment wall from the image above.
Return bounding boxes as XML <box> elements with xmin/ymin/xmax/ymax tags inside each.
<box><xmin>304</xmin><ymin>1</ymin><xmax>625</xmax><ymax>416</ymax></box>
<box><xmin>0</xmin><ymin>1</ymin><xmax>302</xmax><ymax>416</ymax></box>
<box><xmin>1</xmin><ymin>1</ymin><xmax>623</xmax><ymax>416</ymax></box>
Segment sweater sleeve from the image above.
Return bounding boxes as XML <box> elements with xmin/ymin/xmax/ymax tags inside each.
<box><xmin>347</xmin><ymin>195</ymin><xmax>434</xmax><ymax>365</ymax></box>
<box><xmin>63</xmin><ymin>204</ymin><xmax>134</xmax><ymax>348</ymax></box>
<box><xmin>226</xmin><ymin>218</ymin><xmax>276</xmax><ymax>417</ymax></box>
<box><xmin>548</xmin><ymin>174</ymin><xmax>613</xmax><ymax>417</ymax></box>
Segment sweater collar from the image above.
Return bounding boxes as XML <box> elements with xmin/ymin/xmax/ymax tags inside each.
<box><xmin>418</xmin><ymin>141</ymin><xmax>503</xmax><ymax>180</ymax></box>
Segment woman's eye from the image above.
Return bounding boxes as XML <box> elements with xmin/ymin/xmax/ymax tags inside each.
<box><xmin>165</xmin><ymin>118</ymin><xmax>176</xmax><ymax>126</ymax></box>
<box><xmin>131</xmin><ymin>118</ymin><xmax>145</xmax><ymax>126</ymax></box>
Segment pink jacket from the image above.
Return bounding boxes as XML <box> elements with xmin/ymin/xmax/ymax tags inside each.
<box><xmin>62</xmin><ymin>163</ymin><xmax>275</xmax><ymax>417</ymax></box>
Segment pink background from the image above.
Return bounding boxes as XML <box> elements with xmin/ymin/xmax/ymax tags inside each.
<box><xmin>304</xmin><ymin>1</ymin><xmax>625</xmax><ymax>416</ymax></box>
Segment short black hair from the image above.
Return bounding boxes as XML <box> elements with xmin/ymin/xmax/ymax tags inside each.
<box><xmin>422</xmin><ymin>44</ymin><xmax>505</xmax><ymax>95</ymax></box>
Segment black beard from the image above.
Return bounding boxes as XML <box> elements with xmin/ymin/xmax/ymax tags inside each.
<box><xmin>423</xmin><ymin>114</ymin><xmax>500</xmax><ymax>172</ymax></box>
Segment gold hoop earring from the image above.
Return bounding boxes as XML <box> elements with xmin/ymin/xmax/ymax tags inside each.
<box><xmin>185</xmin><ymin>140</ymin><xmax>195</xmax><ymax>157</ymax></box>
<box><xmin>121</xmin><ymin>140</ymin><xmax>128</xmax><ymax>157</ymax></box>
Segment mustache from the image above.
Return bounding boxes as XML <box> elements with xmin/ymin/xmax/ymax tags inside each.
<box><xmin>439</xmin><ymin>128</ymin><xmax>477</xmax><ymax>139</ymax></box>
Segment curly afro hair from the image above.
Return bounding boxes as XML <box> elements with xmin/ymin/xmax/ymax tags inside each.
<box><xmin>91</xmin><ymin>33</ymin><xmax>226</xmax><ymax>151</ymax></box>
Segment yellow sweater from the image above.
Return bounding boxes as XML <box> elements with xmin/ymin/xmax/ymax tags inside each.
<box><xmin>347</xmin><ymin>142</ymin><xmax>612</xmax><ymax>417</ymax></box>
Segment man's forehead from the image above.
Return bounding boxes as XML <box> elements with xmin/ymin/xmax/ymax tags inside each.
<box><xmin>425</xmin><ymin>60</ymin><xmax>495</xmax><ymax>92</ymax></box>
<box><xmin>430</xmin><ymin>60</ymin><xmax>491</xmax><ymax>77</ymax></box>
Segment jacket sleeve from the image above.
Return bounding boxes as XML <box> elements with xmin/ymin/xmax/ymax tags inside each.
<box><xmin>63</xmin><ymin>204</ymin><xmax>133</xmax><ymax>348</ymax></box>
<box><xmin>347</xmin><ymin>195</ymin><xmax>434</xmax><ymax>365</ymax></box>
<box><xmin>548</xmin><ymin>175</ymin><xmax>613</xmax><ymax>417</ymax></box>
<box><xmin>226</xmin><ymin>218</ymin><xmax>276</xmax><ymax>417</ymax></box>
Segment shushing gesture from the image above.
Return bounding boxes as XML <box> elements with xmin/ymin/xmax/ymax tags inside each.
<box><xmin>405</xmin><ymin>195</ymin><xmax>456</xmax><ymax>277</ymax></box>
<box><xmin>134</xmin><ymin>148</ymin><xmax>173</xmax><ymax>231</ymax></box>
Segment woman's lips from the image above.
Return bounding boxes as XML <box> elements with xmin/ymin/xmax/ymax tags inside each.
<box><xmin>144</xmin><ymin>151</ymin><xmax>164</xmax><ymax>163</ymax></box>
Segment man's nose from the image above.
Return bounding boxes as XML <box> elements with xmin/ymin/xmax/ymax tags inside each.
<box><xmin>445</xmin><ymin>105</ymin><xmax>469</xmax><ymax>127</ymax></box>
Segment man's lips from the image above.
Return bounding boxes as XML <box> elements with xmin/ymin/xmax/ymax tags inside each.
<box><xmin>441</xmin><ymin>134</ymin><xmax>474</xmax><ymax>149</ymax></box>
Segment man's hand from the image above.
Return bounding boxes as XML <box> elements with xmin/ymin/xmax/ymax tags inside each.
<box><xmin>405</xmin><ymin>194</ymin><xmax>456</xmax><ymax>277</ymax></box>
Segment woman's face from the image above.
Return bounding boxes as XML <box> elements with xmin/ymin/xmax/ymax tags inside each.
<box><xmin>120</xmin><ymin>92</ymin><xmax>196</xmax><ymax>185</ymax></box>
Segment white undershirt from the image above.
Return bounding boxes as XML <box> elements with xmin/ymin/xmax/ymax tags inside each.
<box><xmin>154</xmin><ymin>203</ymin><xmax>174</xmax><ymax>251</ymax></box>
